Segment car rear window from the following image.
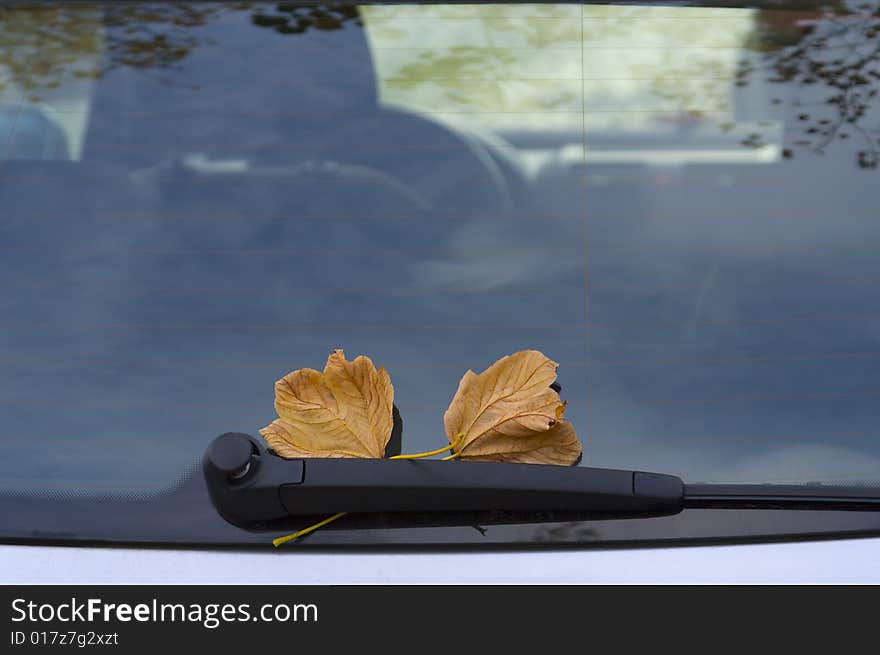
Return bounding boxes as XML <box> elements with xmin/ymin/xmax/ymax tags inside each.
<box><xmin>1</xmin><ymin>0</ymin><xmax>879</xmax><ymax>501</ymax></box>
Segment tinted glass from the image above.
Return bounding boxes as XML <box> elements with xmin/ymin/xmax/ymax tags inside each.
<box><xmin>1</xmin><ymin>1</ymin><xmax>879</xmax><ymax>504</ymax></box>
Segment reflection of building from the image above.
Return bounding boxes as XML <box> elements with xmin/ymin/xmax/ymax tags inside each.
<box><xmin>364</xmin><ymin>4</ymin><xmax>783</xmax><ymax>166</ymax></box>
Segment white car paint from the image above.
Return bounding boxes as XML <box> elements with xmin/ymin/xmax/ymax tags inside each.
<box><xmin>2</xmin><ymin>537</ymin><xmax>878</xmax><ymax>584</ymax></box>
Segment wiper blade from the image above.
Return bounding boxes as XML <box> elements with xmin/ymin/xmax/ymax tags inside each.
<box><xmin>203</xmin><ymin>433</ymin><xmax>683</xmax><ymax>527</ymax></box>
<box><xmin>203</xmin><ymin>433</ymin><xmax>880</xmax><ymax>529</ymax></box>
<box><xmin>685</xmin><ymin>484</ymin><xmax>880</xmax><ymax>511</ymax></box>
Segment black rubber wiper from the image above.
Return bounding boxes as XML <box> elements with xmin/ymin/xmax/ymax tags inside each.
<box><xmin>685</xmin><ymin>483</ymin><xmax>880</xmax><ymax>511</ymax></box>
<box><xmin>202</xmin><ymin>433</ymin><xmax>880</xmax><ymax>528</ymax></box>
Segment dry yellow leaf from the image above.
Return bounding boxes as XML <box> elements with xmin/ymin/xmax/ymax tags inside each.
<box><xmin>260</xmin><ymin>349</ymin><xmax>394</xmax><ymax>458</ymax></box>
<box><xmin>443</xmin><ymin>350</ymin><xmax>582</xmax><ymax>466</ymax></box>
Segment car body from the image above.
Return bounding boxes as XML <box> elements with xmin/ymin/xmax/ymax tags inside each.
<box><xmin>2</xmin><ymin>1</ymin><xmax>879</xmax><ymax>583</ymax></box>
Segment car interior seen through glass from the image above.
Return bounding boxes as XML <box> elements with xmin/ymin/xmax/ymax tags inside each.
<box><xmin>1</xmin><ymin>1</ymin><xmax>879</xmax><ymax>546</ymax></box>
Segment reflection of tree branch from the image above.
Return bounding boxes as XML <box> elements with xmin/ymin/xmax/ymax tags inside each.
<box><xmin>851</xmin><ymin>120</ymin><xmax>880</xmax><ymax>167</ymax></box>
<box><xmin>250</xmin><ymin>3</ymin><xmax>360</xmax><ymax>33</ymax></box>
<box><xmin>809</xmin><ymin>107</ymin><xmax>845</xmax><ymax>152</ymax></box>
<box><xmin>741</xmin><ymin>3</ymin><xmax>880</xmax><ymax>168</ymax></box>
<box><xmin>0</xmin><ymin>3</ymin><xmax>362</xmax><ymax>101</ymax></box>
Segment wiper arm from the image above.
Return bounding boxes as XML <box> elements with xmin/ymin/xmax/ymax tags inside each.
<box><xmin>203</xmin><ymin>433</ymin><xmax>880</xmax><ymax>529</ymax></box>
<box><xmin>203</xmin><ymin>433</ymin><xmax>683</xmax><ymax>526</ymax></box>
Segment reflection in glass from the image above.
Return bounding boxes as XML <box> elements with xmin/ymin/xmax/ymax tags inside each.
<box><xmin>1</xmin><ymin>3</ymin><xmax>879</xmax><ymax>496</ymax></box>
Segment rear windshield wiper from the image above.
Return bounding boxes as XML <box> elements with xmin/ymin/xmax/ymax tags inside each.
<box><xmin>203</xmin><ymin>433</ymin><xmax>880</xmax><ymax>528</ymax></box>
